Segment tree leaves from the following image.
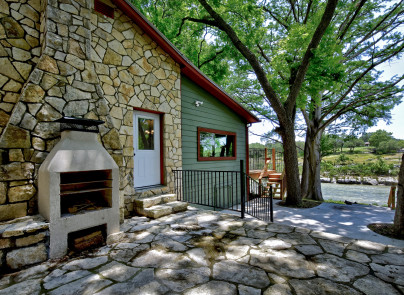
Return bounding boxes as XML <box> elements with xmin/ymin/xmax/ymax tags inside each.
<box><xmin>132</xmin><ymin>0</ymin><xmax>403</xmax><ymax>204</ymax></box>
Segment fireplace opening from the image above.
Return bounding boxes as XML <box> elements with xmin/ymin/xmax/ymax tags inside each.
<box><xmin>68</xmin><ymin>224</ymin><xmax>107</xmax><ymax>253</ymax></box>
<box><xmin>60</xmin><ymin>170</ymin><xmax>113</xmax><ymax>216</ymax></box>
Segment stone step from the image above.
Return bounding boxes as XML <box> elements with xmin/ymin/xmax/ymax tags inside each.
<box><xmin>134</xmin><ymin>194</ymin><xmax>177</xmax><ymax>209</ymax></box>
<box><xmin>166</xmin><ymin>201</ymin><xmax>188</xmax><ymax>213</ymax></box>
<box><xmin>136</xmin><ymin>201</ymin><xmax>188</xmax><ymax>219</ymax></box>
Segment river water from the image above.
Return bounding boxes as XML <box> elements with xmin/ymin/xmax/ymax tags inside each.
<box><xmin>321</xmin><ymin>182</ymin><xmax>392</xmax><ymax>206</ymax></box>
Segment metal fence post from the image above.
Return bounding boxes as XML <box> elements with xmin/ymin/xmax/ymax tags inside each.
<box><xmin>240</xmin><ymin>160</ymin><xmax>245</xmax><ymax>219</ymax></box>
<box><xmin>174</xmin><ymin>170</ymin><xmax>177</xmax><ymax>200</ymax></box>
<box><xmin>270</xmin><ymin>185</ymin><xmax>273</xmax><ymax>222</ymax></box>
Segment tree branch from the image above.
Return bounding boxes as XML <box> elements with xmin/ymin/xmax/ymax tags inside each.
<box><xmin>303</xmin><ymin>0</ymin><xmax>313</xmax><ymax>24</ymax></box>
<box><xmin>322</xmin><ymin>41</ymin><xmax>404</xmax><ymax>121</ymax></box>
<box><xmin>176</xmin><ymin>16</ymin><xmax>219</xmax><ymax>37</ymax></box>
<box><xmin>344</xmin><ymin>0</ymin><xmax>403</xmax><ymax>56</ymax></box>
<box><xmin>320</xmin><ymin>76</ymin><xmax>404</xmax><ymax>130</ymax></box>
<box><xmin>257</xmin><ymin>44</ymin><xmax>271</xmax><ymax>63</ymax></box>
<box><xmin>196</xmin><ymin>0</ymin><xmax>286</xmax><ymax>123</ymax></box>
<box><xmin>337</xmin><ymin>0</ymin><xmax>367</xmax><ymax>41</ymax></box>
<box><xmin>325</xmin><ymin>77</ymin><xmax>404</xmax><ymax>114</ymax></box>
<box><xmin>285</xmin><ymin>0</ymin><xmax>339</xmax><ymax>116</ymax></box>
<box><xmin>287</xmin><ymin>0</ymin><xmax>299</xmax><ymax>22</ymax></box>
<box><xmin>263</xmin><ymin>6</ymin><xmax>289</xmax><ymax>30</ymax></box>
<box><xmin>256</xmin><ymin>43</ymin><xmax>287</xmax><ymax>81</ymax></box>
<box><xmin>344</xmin><ymin>25</ymin><xmax>401</xmax><ymax>60</ymax></box>
<box><xmin>248</xmin><ymin>131</ymin><xmax>302</xmax><ymax>149</ymax></box>
<box><xmin>199</xmin><ymin>49</ymin><xmax>225</xmax><ymax>68</ymax></box>
<box><xmin>301</xmin><ymin>108</ymin><xmax>310</xmax><ymax>126</ymax></box>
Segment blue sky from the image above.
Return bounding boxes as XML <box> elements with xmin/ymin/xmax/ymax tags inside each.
<box><xmin>367</xmin><ymin>60</ymin><xmax>404</xmax><ymax>140</ymax></box>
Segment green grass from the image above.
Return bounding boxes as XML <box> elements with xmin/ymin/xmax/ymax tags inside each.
<box><xmin>323</xmin><ymin>199</ymin><xmax>345</xmax><ymax>205</ymax></box>
<box><xmin>322</xmin><ymin>152</ymin><xmax>402</xmax><ymax>166</ymax></box>
<box><xmin>323</xmin><ymin>199</ymin><xmax>369</xmax><ymax>206</ymax></box>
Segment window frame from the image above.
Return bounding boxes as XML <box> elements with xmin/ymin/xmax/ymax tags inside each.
<box><xmin>197</xmin><ymin>127</ymin><xmax>237</xmax><ymax>161</ymax></box>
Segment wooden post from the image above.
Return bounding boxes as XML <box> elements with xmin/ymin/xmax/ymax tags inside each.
<box><xmin>388</xmin><ymin>186</ymin><xmax>396</xmax><ymax>209</ymax></box>
<box><xmin>272</xmin><ymin>148</ymin><xmax>276</xmax><ymax>171</ymax></box>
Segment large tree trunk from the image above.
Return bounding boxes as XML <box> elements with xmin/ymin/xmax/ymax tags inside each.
<box><xmin>301</xmin><ymin>100</ymin><xmax>324</xmax><ymax>201</ymax></box>
<box><xmin>193</xmin><ymin>0</ymin><xmax>338</xmax><ymax>208</ymax></box>
<box><xmin>304</xmin><ymin>127</ymin><xmax>324</xmax><ymax>201</ymax></box>
<box><xmin>280</xmin><ymin>122</ymin><xmax>302</xmax><ymax>206</ymax></box>
<box><xmin>394</xmin><ymin>153</ymin><xmax>404</xmax><ymax>235</ymax></box>
<box><xmin>301</xmin><ymin>134</ymin><xmax>310</xmax><ymax>197</ymax></box>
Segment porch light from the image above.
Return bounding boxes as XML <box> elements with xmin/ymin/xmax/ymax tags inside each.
<box><xmin>195</xmin><ymin>100</ymin><xmax>203</xmax><ymax>107</ymax></box>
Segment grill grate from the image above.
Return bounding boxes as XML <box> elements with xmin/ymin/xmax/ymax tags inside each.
<box><xmin>55</xmin><ymin>117</ymin><xmax>104</xmax><ymax>133</ymax></box>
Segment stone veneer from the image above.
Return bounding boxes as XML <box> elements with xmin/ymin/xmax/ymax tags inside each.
<box><xmin>0</xmin><ymin>215</ymin><xmax>49</xmax><ymax>271</ymax></box>
<box><xmin>0</xmin><ymin>0</ymin><xmax>182</xmax><ymax>222</ymax></box>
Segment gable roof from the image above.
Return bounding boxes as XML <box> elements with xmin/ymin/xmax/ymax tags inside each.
<box><xmin>113</xmin><ymin>0</ymin><xmax>260</xmax><ymax>124</ymax></box>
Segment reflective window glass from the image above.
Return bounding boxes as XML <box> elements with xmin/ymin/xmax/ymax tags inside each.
<box><xmin>138</xmin><ymin>118</ymin><xmax>154</xmax><ymax>150</ymax></box>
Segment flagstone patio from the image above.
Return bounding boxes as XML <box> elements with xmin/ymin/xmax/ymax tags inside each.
<box><xmin>0</xmin><ymin>207</ymin><xmax>403</xmax><ymax>295</ymax></box>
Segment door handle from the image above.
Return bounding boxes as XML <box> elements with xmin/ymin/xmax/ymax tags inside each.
<box><xmin>134</xmin><ymin>153</ymin><xmax>136</xmax><ymax>157</ymax></box>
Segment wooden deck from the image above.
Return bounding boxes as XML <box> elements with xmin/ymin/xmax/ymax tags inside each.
<box><xmin>249</xmin><ymin>169</ymin><xmax>276</xmax><ymax>179</ymax></box>
<box><xmin>249</xmin><ymin>148</ymin><xmax>286</xmax><ymax>200</ymax></box>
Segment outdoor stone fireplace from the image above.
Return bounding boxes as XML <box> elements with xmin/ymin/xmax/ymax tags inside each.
<box><xmin>38</xmin><ymin>117</ymin><xmax>120</xmax><ymax>258</ymax></box>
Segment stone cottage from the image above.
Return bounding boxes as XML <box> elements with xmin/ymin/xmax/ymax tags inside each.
<box><xmin>0</xmin><ymin>0</ymin><xmax>259</xmax><ymax>225</ymax></box>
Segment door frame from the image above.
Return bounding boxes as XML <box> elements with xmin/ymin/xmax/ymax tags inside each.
<box><xmin>133</xmin><ymin>107</ymin><xmax>164</xmax><ymax>186</ymax></box>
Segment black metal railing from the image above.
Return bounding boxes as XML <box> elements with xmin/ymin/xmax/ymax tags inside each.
<box><xmin>274</xmin><ymin>150</ymin><xmax>284</xmax><ymax>172</ymax></box>
<box><xmin>249</xmin><ymin>148</ymin><xmax>284</xmax><ymax>172</ymax></box>
<box><xmin>249</xmin><ymin>148</ymin><xmax>266</xmax><ymax>170</ymax></box>
<box><xmin>245</xmin><ymin>174</ymin><xmax>273</xmax><ymax>222</ymax></box>
<box><xmin>173</xmin><ymin>169</ymin><xmax>242</xmax><ymax>211</ymax></box>
<box><xmin>173</xmin><ymin>160</ymin><xmax>273</xmax><ymax>222</ymax></box>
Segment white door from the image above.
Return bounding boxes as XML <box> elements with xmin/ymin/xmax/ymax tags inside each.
<box><xmin>133</xmin><ymin>111</ymin><xmax>161</xmax><ymax>187</ymax></box>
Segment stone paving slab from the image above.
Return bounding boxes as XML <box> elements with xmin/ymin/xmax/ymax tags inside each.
<box><xmin>271</xmin><ymin>202</ymin><xmax>404</xmax><ymax>248</ymax></box>
<box><xmin>0</xmin><ymin>207</ymin><xmax>404</xmax><ymax>294</ymax></box>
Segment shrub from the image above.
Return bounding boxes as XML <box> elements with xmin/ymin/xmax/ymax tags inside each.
<box><xmin>370</xmin><ymin>157</ymin><xmax>391</xmax><ymax>175</ymax></box>
<box><xmin>376</xmin><ymin>140</ymin><xmax>400</xmax><ymax>154</ymax></box>
<box><xmin>321</xmin><ymin>157</ymin><xmax>397</xmax><ymax>177</ymax></box>
<box><xmin>336</xmin><ymin>153</ymin><xmax>351</xmax><ymax>164</ymax></box>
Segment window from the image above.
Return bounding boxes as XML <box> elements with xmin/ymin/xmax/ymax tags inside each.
<box><xmin>198</xmin><ymin>127</ymin><xmax>236</xmax><ymax>161</ymax></box>
<box><xmin>138</xmin><ymin>117</ymin><xmax>154</xmax><ymax>150</ymax></box>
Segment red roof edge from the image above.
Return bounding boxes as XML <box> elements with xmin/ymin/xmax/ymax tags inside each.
<box><xmin>113</xmin><ymin>0</ymin><xmax>260</xmax><ymax>124</ymax></box>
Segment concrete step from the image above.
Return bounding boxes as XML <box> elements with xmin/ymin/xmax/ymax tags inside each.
<box><xmin>136</xmin><ymin>201</ymin><xmax>188</xmax><ymax>219</ymax></box>
<box><xmin>134</xmin><ymin>194</ymin><xmax>177</xmax><ymax>209</ymax></box>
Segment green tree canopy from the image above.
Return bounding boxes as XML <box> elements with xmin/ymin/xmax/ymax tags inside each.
<box><xmin>369</xmin><ymin>129</ymin><xmax>395</xmax><ymax>148</ymax></box>
<box><xmin>133</xmin><ymin>0</ymin><xmax>404</xmax><ymax>205</ymax></box>
<box><xmin>249</xmin><ymin>142</ymin><xmax>266</xmax><ymax>149</ymax></box>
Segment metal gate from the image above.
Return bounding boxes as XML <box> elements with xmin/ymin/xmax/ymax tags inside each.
<box><xmin>173</xmin><ymin>161</ymin><xmax>273</xmax><ymax>222</ymax></box>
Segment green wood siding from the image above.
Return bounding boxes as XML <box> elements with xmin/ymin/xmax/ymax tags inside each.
<box><xmin>181</xmin><ymin>76</ymin><xmax>247</xmax><ymax>171</ymax></box>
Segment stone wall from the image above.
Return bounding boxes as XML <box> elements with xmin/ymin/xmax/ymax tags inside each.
<box><xmin>0</xmin><ymin>0</ymin><xmax>42</xmax><ymax>139</ymax></box>
<box><xmin>0</xmin><ymin>0</ymin><xmax>182</xmax><ymax>222</ymax></box>
<box><xmin>0</xmin><ymin>0</ymin><xmax>43</xmax><ymax>221</ymax></box>
<box><xmin>0</xmin><ymin>215</ymin><xmax>49</xmax><ymax>272</ymax></box>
